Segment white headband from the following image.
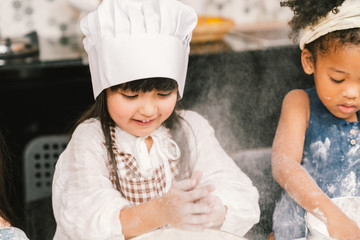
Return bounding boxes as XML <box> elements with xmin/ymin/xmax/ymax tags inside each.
<box><xmin>299</xmin><ymin>0</ymin><xmax>360</xmax><ymax>50</ymax></box>
<box><xmin>81</xmin><ymin>0</ymin><xmax>197</xmax><ymax>99</ymax></box>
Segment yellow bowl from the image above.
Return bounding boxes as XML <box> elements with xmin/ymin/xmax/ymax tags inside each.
<box><xmin>192</xmin><ymin>16</ymin><xmax>235</xmax><ymax>43</ymax></box>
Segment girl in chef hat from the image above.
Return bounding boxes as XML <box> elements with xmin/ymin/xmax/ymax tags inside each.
<box><xmin>271</xmin><ymin>0</ymin><xmax>360</xmax><ymax>239</ymax></box>
<box><xmin>52</xmin><ymin>0</ymin><xmax>260</xmax><ymax>239</ymax></box>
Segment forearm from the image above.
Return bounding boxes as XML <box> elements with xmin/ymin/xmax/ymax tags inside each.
<box><xmin>120</xmin><ymin>197</ymin><xmax>166</xmax><ymax>239</ymax></box>
<box><xmin>272</xmin><ymin>154</ymin><xmax>343</xmax><ymax>223</ymax></box>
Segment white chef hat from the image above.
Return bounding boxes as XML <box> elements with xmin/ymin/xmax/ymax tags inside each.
<box><xmin>80</xmin><ymin>0</ymin><xmax>198</xmax><ymax>99</ymax></box>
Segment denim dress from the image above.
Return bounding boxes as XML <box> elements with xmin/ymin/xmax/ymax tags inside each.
<box><xmin>0</xmin><ymin>227</ymin><xmax>29</xmax><ymax>240</ymax></box>
<box><xmin>273</xmin><ymin>87</ymin><xmax>360</xmax><ymax>239</ymax></box>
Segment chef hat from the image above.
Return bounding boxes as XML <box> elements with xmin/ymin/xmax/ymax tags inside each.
<box><xmin>80</xmin><ymin>0</ymin><xmax>198</xmax><ymax>99</ymax></box>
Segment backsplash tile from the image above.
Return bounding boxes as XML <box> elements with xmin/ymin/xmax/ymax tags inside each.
<box><xmin>0</xmin><ymin>0</ymin><xmax>83</xmax><ymax>61</ymax></box>
<box><xmin>1</xmin><ymin>0</ymin><xmax>292</xmax><ymax>38</ymax></box>
<box><xmin>182</xmin><ymin>0</ymin><xmax>292</xmax><ymax>24</ymax></box>
<box><xmin>0</xmin><ymin>0</ymin><xmax>293</xmax><ymax>60</ymax></box>
<box><xmin>1</xmin><ymin>0</ymin><xmax>81</xmax><ymax>38</ymax></box>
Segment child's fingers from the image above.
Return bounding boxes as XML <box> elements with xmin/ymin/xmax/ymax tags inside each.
<box><xmin>191</xmin><ymin>171</ymin><xmax>202</xmax><ymax>185</ymax></box>
<box><xmin>174</xmin><ymin>178</ymin><xmax>198</xmax><ymax>191</ymax></box>
<box><xmin>197</xmin><ymin>184</ymin><xmax>216</xmax><ymax>193</ymax></box>
<box><xmin>196</xmin><ymin>196</ymin><xmax>213</xmax><ymax>206</ymax></box>
<box><xmin>186</xmin><ymin>187</ymin><xmax>213</xmax><ymax>202</ymax></box>
<box><xmin>184</xmin><ymin>213</ymin><xmax>210</xmax><ymax>225</ymax></box>
<box><xmin>189</xmin><ymin>184</ymin><xmax>215</xmax><ymax>199</ymax></box>
<box><xmin>208</xmin><ymin>195</ymin><xmax>219</xmax><ymax>207</ymax></box>
<box><xmin>173</xmin><ymin>171</ymin><xmax>207</xmax><ymax>192</ymax></box>
<box><xmin>188</xmin><ymin>201</ymin><xmax>212</xmax><ymax>214</ymax></box>
<box><xmin>174</xmin><ymin>171</ymin><xmax>203</xmax><ymax>191</ymax></box>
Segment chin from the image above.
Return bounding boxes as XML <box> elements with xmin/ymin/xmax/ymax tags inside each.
<box><xmin>134</xmin><ymin>130</ymin><xmax>154</xmax><ymax>137</ymax></box>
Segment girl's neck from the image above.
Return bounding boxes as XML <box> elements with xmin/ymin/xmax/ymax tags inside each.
<box><xmin>145</xmin><ymin>136</ymin><xmax>153</xmax><ymax>153</ymax></box>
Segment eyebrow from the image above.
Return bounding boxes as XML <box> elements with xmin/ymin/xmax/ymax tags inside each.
<box><xmin>328</xmin><ymin>67</ymin><xmax>347</xmax><ymax>74</ymax></box>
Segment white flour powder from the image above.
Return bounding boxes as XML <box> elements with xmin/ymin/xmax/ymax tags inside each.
<box><xmin>306</xmin><ymin>197</ymin><xmax>360</xmax><ymax>237</ymax></box>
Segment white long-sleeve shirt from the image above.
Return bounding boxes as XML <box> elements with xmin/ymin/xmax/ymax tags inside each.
<box><xmin>52</xmin><ymin>110</ymin><xmax>260</xmax><ymax>239</ymax></box>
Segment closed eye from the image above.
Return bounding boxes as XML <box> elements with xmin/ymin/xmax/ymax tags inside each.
<box><xmin>121</xmin><ymin>93</ymin><xmax>138</xmax><ymax>99</ymax></box>
<box><xmin>330</xmin><ymin>77</ymin><xmax>344</xmax><ymax>83</ymax></box>
<box><xmin>157</xmin><ymin>91</ymin><xmax>173</xmax><ymax>97</ymax></box>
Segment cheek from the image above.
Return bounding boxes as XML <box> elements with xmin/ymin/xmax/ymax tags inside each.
<box><xmin>162</xmin><ymin>98</ymin><xmax>177</xmax><ymax>116</ymax></box>
<box><xmin>107</xmin><ymin>98</ymin><xmax>129</xmax><ymax>121</ymax></box>
<box><xmin>320</xmin><ymin>86</ymin><xmax>338</xmax><ymax>100</ymax></box>
<box><xmin>315</xmin><ymin>78</ymin><xmax>335</xmax><ymax>98</ymax></box>
<box><xmin>110</xmin><ymin>108</ymin><xmax>127</xmax><ymax>121</ymax></box>
<box><xmin>316</xmin><ymin>85</ymin><xmax>339</xmax><ymax>109</ymax></box>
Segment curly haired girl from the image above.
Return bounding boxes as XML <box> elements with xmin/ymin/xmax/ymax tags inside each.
<box><xmin>272</xmin><ymin>0</ymin><xmax>360</xmax><ymax>239</ymax></box>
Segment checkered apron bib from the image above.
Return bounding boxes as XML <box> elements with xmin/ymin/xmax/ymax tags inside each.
<box><xmin>107</xmin><ymin>126</ymin><xmax>180</xmax><ymax>205</ymax></box>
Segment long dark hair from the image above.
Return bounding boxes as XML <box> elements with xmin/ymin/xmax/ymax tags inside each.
<box><xmin>0</xmin><ymin>129</ymin><xmax>17</xmax><ymax>227</ymax></box>
<box><xmin>75</xmin><ymin>78</ymin><xmax>190</xmax><ymax>190</ymax></box>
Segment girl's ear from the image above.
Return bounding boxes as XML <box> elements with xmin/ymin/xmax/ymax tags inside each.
<box><xmin>301</xmin><ymin>49</ymin><xmax>315</xmax><ymax>75</ymax></box>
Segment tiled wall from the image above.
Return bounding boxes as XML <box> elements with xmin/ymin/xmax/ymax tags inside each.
<box><xmin>0</xmin><ymin>0</ymin><xmax>86</xmax><ymax>60</ymax></box>
<box><xmin>1</xmin><ymin>0</ymin><xmax>80</xmax><ymax>38</ymax></box>
<box><xmin>0</xmin><ymin>0</ymin><xmax>292</xmax><ymax>38</ymax></box>
<box><xmin>183</xmin><ymin>0</ymin><xmax>292</xmax><ymax>24</ymax></box>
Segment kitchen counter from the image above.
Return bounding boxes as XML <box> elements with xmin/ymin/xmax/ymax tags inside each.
<box><xmin>0</xmin><ymin>23</ymin><xmax>296</xmax><ymax>70</ymax></box>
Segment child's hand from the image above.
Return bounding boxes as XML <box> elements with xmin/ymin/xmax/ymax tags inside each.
<box><xmin>161</xmin><ymin>171</ymin><xmax>215</xmax><ymax>231</ymax></box>
<box><xmin>327</xmin><ymin>213</ymin><xmax>360</xmax><ymax>240</ymax></box>
<box><xmin>206</xmin><ymin>195</ymin><xmax>227</xmax><ymax>228</ymax></box>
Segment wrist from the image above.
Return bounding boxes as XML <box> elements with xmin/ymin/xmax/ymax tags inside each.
<box><xmin>153</xmin><ymin>196</ymin><xmax>169</xmax><ymax>227</ymax></box>
<box><xmin>120</xmin><ymin>197</ymin><xmax>169</xmax><ymax>238</ymax></box>
<box><xmin>321</xmin><ymin>199</ymin><xmax>346</xmax><ymax>224</ymax></box>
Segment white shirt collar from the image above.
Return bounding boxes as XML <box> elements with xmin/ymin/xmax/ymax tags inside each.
<box><xmin>114</xmin><ymin>125</ymin><xmax>181</xmax><ymax>177</ymax></box>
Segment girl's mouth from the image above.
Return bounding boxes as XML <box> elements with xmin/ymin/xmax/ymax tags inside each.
<box><xmin>133</xmin><ymin>119</ymin><xmax>153</xmax><ymax>126</ymax></box>
<box><xmin>338</xmin><ymin>104</ymin><xmax>356</xmax><ymax>114</ymax></box>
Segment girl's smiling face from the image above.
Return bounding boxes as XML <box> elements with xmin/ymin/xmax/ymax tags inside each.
<box><xmin>106</xmin><ymin>88</ymin><xmax>177</xmax><ymax>137</ymax></box>
<box><xmin>302</xmin><ymin>45</ymin><xmax>360</xmax><ymax>122</ymax></box>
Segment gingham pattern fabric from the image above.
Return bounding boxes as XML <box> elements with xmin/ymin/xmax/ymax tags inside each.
<box><xmin>107</xmin><ymin>125</ymin><xmax>180</xmax><ymax>205</ymax></box>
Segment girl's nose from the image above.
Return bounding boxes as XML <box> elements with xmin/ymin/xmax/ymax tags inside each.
<box><xmin>342</xmin><ymin>85</ymin><xmax>360</xmax><ymax>99</ymax></box>
<box><xmin>139</xmin><ymin>99</ymin><xmax>157</xmax><ymax>116</ymax></box>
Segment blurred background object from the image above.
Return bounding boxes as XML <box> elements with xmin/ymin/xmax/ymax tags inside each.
<box><xmin>0</xmin><ymin>0</ymin><xmax>85</xmax><ymax>62</ymax></box>
<box><xmin>68</xmin><ymin>0</ymin><xmax>100</xmax><ymax>13</ymax></box>
<box><xmin>181</xmin><ymin>0</ymin><xmax>293</xmax><ymax>51</ymax></box>
<box><xmin>0</xmin><ymin>0</ymin><xmax>292</xmax><ymax>44</ymax></box>
<box><xmin>180</xmin><ymin>0</ymin><xmax>292</xmax><ymax>25</ymax></box>
<box><xmin>0</xmin><ymin>0</ymin><xmax>295</xmax><ymax>58</ymax></box>
<box><xmin>0</xmin><ymin>31</ymin><xmax>39</xmax><ymax>66</ymax></box>
<box><xmin>192</xmin><ymin>16</ymin><xmax>235</xmax><ymax>43</ymax></box>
